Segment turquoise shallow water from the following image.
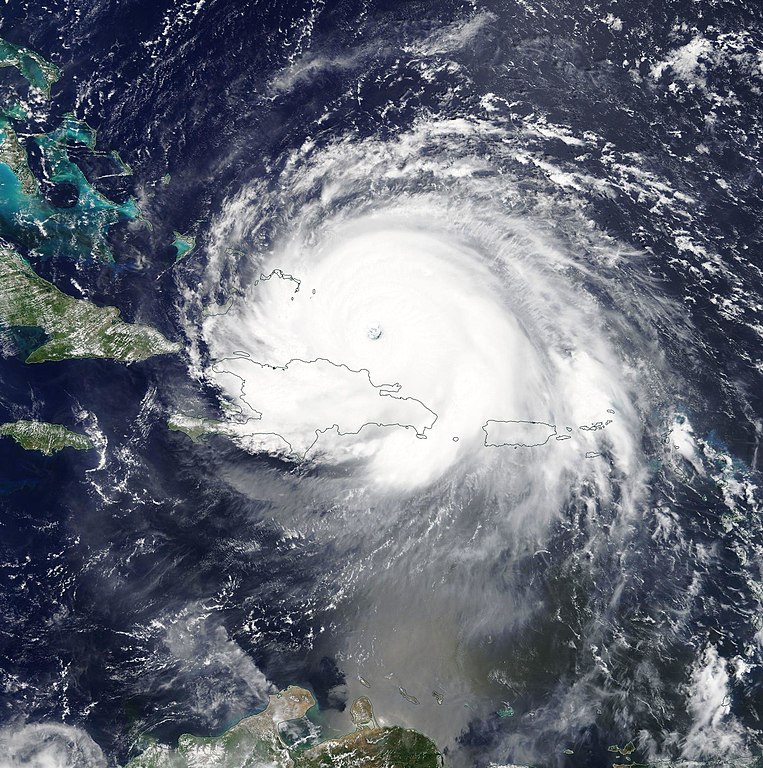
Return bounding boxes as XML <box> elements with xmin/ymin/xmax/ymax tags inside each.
<box><xmin>1</xmin><ymin>104</ymin><xmax>138</xmax><ymax>262</ymax></box>
<box><xmin>1</xmin><ymin>2</ymin><xmax>763</xmax><ymax>767</ymax></box>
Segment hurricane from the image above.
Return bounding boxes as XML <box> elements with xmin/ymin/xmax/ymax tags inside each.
<box><xmin>1</xmin><ymin>1</ymin><xmax>762</xmax><ymax>767</ymax></box>
<box><xmin>195</xmin><ymin>118</ymin><xmax>657</xmax><ymax>491</ymax></box>
<box><xmin>177</xmin><ymin>43</ymin><xmax>754</xmax><ymax>763</ymax></box>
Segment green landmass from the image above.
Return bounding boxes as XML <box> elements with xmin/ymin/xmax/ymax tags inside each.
<box><xmin>172</xmin><ymin>232</ymin><xmax>196</xmax><ymax>261</ymax></box>
<box><xmin>0</xmin><ymin>420</ymin><xmax>92</xmax><ymax>455</ymax></box>
<box><xmin>297</xmin><ymin>725</ymin><xmax>442</xmax><ymax>768</ymax></box>
<box><xmin>168</xmin><ymin>412</ymin><xmax>245</xmax><ymax>443</ymax></box>
<box><xmin>297</xmin><ymin>694</ymin><xmax>441</xmax><ymax>768</ymax></box>
<box><xmin>168</xmin><ymin>413</ymin><xmax>219</xmax><ymax>442</ymax></box>
<box><xmin>0</xmin><ymin>37</ymin><xmax>60</xmax><ymax>96</ymax></box>
<box><xmin>0</xmin><ymin>39</ymin><xmax>180</xmax><ymax>365</ymax></box>
<box><xmin>125</xmin><ymin>687</ymin><xmax>442</xmax><ymax>768</ymax></box>
<box><xmin>0</xmin><ymin>243</ymin><xmax>181</xmax><ymax>363</ymax></box>
<box><xmin>0</xmin><ymin>114</ymin><xmax>37</xmax><ymax>194</ymax></box>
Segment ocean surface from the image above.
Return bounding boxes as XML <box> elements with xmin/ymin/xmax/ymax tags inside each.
<box><xmin>1</xmin><ymin>0</ymin><xmax>763</xmax><ymax>766</ymax></box>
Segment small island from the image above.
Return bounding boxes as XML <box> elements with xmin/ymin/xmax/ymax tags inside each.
<box><xmin>172</xmin><ymin>232</ymin><xmax>196</xmax><ymax>261</ymax></box>
<box><xmin>126</xmin><ymin>686</ymin><xmax>442</xmax><ymax>768</ymax></box>
<box><xmin>0</xmin><ymin>420</ymin><xmax>93</xmax><ymax>455</ymax></box>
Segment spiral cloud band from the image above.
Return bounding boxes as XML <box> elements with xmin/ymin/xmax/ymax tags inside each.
<box><xmin>197</xmin><ymin>119</ymin><xmax>651</xmax><ymax>495</ymax></box>
<box><xmin>174</xmin><ymin>91</ymin><xmax>709</xmax><ymax>767</ymax></box>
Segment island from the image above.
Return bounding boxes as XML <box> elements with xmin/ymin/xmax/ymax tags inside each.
<box><xmin>171</xmin><ymin>356</ymin><xmax>437</xmax><ymax>459</ymax></box>
<box><xmin>0</xmin><ymin>109</ymin><xmax>140</xmax><ymax>262</ymax></box>
<box><xmin>0</xmin><ymin>244</ymin><xmax>181</xmax><ymax>363</ymax></box>
<box><xmin>1</xmin><ymin>36</ymin><xmax>142</xmax><ymax>263</ymax></box>
<box><xmin>0</xmin><ymin>37</ymin><xmax>60</xmax><ymax>96</ymax></box>
<box><xmin>0</xmin><ymin>114</ymin><xmax>38</xmax><ymax>196</ymax></box>
<box><xmin>482</xmin><ymin>419</ymin><xmax>557</xmax><ymax>448</ymax></box>
<box><xmin>0</xmin><ymin>38</ymin><xmax>182</xmax><ymax>364</ymax></box>
<box><xmin>0</xmin><ymin>420</ymin><xmax>93</xmax><ymax>455</ymax></box>
<box><xmin>172</xmin><ymin>232</ymin><xmax>196</xmax><ymax>261</ymax></box>
<box><xmin>125</xmin><ymin>686</ymin><xmax>442</xmax><ymax>768</ymax></box>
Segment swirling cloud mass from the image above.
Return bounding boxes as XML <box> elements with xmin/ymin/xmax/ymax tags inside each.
<box><xmin>2</xmin><ymin>1</ymin><xmax>762</xmax><ymax>767</ymax></box>
<box><xmin>199</xmin><ymin>120</ymin><xmax>654</xmax><ymax>501</ymax></box>
<box><xmin>172</xmin><ymin>7</ymin><xmax>762</xmax><ymax>766</ymax></box>
<box><xmin>182</xmin><ymin>116</ymin><xmax>678</xmax><ymax>761</ymax></box>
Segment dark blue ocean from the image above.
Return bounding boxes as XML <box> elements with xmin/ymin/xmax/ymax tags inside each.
<box><xmin>1</xmin><ymin>1</ymin><xmax>763</xmax><ymax>766</ymax></box>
